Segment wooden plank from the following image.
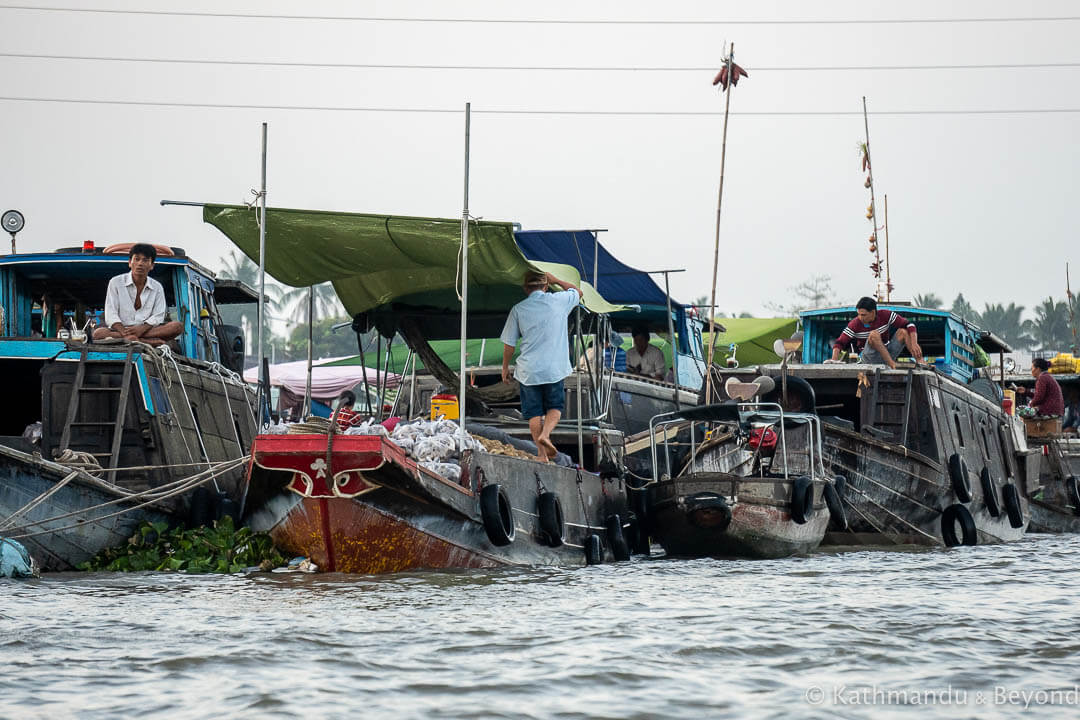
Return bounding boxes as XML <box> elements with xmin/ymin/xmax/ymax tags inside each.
<box><xmin>58</xmin><ymin>346</ymin><xmax>88</xmax><ymax>453</ymax></box>
<box><xmin>107</xmin><ymin>349</ymin><xmax>134</xmax><ymax>470</ymax></box>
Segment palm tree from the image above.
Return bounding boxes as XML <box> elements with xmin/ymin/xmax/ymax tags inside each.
<box><xmin>216</xmin><ymin>249</ymin><xmax>289</xmax><ymax>365</ymax></box>
<box><xmin>1030</xmin><ymin>297</ymin><xmax>1072</xmax><ymax>351</ymax></box>
<box><xmin>281</xmin><ymin>282</ymin><xmax>347</xmax><ymax>324</ymax></box>
<box><xmin>950</xmin><ymin>293</ymin><xmax>981</xmax><ymax>324</ymax></box>
<box><xmin>979</xmin><ymin>302</ymin><xmax>1033</xmax><ymax>350</ymax></box>
<box><xmin>912</xmin><ymin>292</ymin><xmax>943</xmax><ymax>309</ymax></box>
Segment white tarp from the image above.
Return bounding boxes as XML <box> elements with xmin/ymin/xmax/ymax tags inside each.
<box><xmin>243</xmin><ymin>356</ymin><xmax>400</xmax><ymax>401</ymax></box>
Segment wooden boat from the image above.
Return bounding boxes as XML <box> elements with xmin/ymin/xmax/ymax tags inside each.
<box><xmin>646</xmin><ymin>396</ymin><xmax>836</xmax><ymax>559</ymax></box>
<box><xmin>0</xmin><ymin>243</ymin><xmax>259</xmax><ymax>570</ymax></box>
<box><xmin>711</xmin><ymin>305</ymin><xmax>1036</xmax><ymax>548</ymax></box>
<box><xmin>245</xmin><ymin>431</ymin><xmax>629</xmax><ymax>573</ymax></box>
<box><xmin>206</xmin><ymin>205</ymin><xmax>633</xmax><ymax>572</ymax></box>
<box><xmin>1002</xmin><ymin>370</ymin><xmax>1080</xmax><ymax>533</ymax></box>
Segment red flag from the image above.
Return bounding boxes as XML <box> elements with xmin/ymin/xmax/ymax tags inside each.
<box><xmin>712</xmin><ymin>62</ymin><xmax>749</xmax><ymax>91</ymax></box>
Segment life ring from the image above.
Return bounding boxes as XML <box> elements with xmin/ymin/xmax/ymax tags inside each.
<box><xmin>947</xmin><ymin>453</ymin><xmax>972</xmax><ymax>503</ymax></box>
<box><xmin>585</xmin><ymin>533</ymin><xmax>604</xmax><ymax>565</ymax></box>
<box><xmin>685</xmin><ymin>492</ymin><xmax>732</xmax><ymax>532</ymax></box>
<box><xmin>480</xmin><ymin>484</ymin><xmax>516</xmax><ymax>546</ymax></box>
<box><xmin>823</xmin><ymin>481</ymin><xmax>848</xmax><ymax>531</ymax></box>
<box><xmin>103</xmin><ymin>242</ymin><xmax>176</xmax><ymax>258</ymax></box>
<box><xmin>605</xmin><ymin>514</ymin><xmax>631</xmax><ymax>562</ymax></box>
<box><xmin>1067</xmin><ymin>476</ymin><xmax>1080</xmax><ymax>517</ymax></box>
<box><xmin>1001</xmin><ymin>483</ymin><xmax>1024</xmax><ymax>529</ymax></box>
<box><xmin>763</xmin><ymin>375</ymin><xmax>817</xmax><ymax>414</ymax></box>
<box><xmin>789</xmin><ymin>476</ymin><xmax>814</xmax><ymax>525</ymax></box>
<box><xmin>980</xmin><ymin>467</ymin><xmax>1001</xmax><ymax>518</ymax></box>
<box><xmin>537</xmin><ymin>491</ymin><xmax>564</xmax><ymax>548</ymax></box>
<box><xmin>941</xmin><ymin>503</ymin><xmax>977</xmax><ymax>547</ymax></box>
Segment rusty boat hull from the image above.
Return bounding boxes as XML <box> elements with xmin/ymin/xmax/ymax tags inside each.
<box><xmin>1026</xmin><ymin>438</ymin><xmax>1080</xmax><ymax>533</ymax></box>
<box><xmin>244</xmin><ymin>433</ymin><xmax>631</xmax><ymax>574</ymax></box>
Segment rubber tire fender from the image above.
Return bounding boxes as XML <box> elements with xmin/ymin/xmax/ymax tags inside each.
<box><xmin>685</xmin><ymin>492</ymin><xmax>732</xmax><ymax>533</ymax></box>
<box><xmin>941</xmin><ymin>503</ymin><xmax>978</xmax><ymax>547</ymax></box>
<box><xmin>187</xmin><ymin>486</ymin><xmax>213</xmax><ymax>529</ymax></box>
<box><xmin>605</xmin><ymin>514</ymin><xmax>632</xmax><ymax>562</ymax></box>
<box><xmin>480</xmin><ymin>484</ymin><xmax>516</xmax><ymax>546</ymax></box>
<box><xmin>790</xmin><ymin>476</ymin><xmax>814</xmax><ymax>525</ymax></box>
<box><xmin>584</xmin><ymin>533</ymin><xmax>604</xmax><ymax>565</ymax></box>
<box><xmin>1001</xmin><ymin>483</ymin><xmax>1024</xmax><ymax>529</ymax></box>
<box><xmin>980</xmin><ymin>467</ymin><xmax>1001</xmax><ymax>518</ymax></box>
<box><xmin>948</xmin><ymin>453</ymin><xmax>973</xmax><ymax>503</ymax></box>
<box><xmin>537</xmin><ymin>492</ymin><xmax>565</xmax><ymax>548</ymax></box>
<box><xmin>1067</xmin><ymin>476</ymin><xmax>1080</xmax><ymax>517</ymax></box>
<box><xmin>823</xmin><ymin>481</ymin><xmax>848</xmax><ymax>531</ymax></box>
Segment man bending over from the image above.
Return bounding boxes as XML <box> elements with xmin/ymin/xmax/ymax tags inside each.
<box><xmin>93</xmin><ymin>243</ymin><xmax>183</xmax><ymax>347</ymax></box>
<box><xmin>831</xmin><ymin>296</ymin><xmax>923</xmax><ymax>369</ymax></box>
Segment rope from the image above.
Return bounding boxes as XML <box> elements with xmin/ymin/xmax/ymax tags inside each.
<box><xmin>158</xmin><ymin>345</ymin><xmax>219</xmax><ymax>492</ymax></box>
<box><xmin>209</xmin><ymin>361</ymin><xmax>258</xmax><ymax>428</ymax></box>
<box><xmin>828</xmin><ymin>457</ymin><xmax>941</xmax><ymax>515</ymax></box>
<box><xmin>3</xmin><ymin>457</ymin><xmax>246</xmax><ymax>539</ymax></box>
<box><xmin>840</xmin><ymin>478</ymin><xmax>941</xmax><ymax>544</ymax></box>
<box><xmin>0</xmin><ymin>470</ymin><xmax>79</xmax><ymax>530</ymax></box>
<box><xmin>52</xmin><ymin>448</ymin><xmax>104</xmax><ymax>477</ymax></box>
<box><xmin>207</xmin><ymin>362</ymin><xmax>244</xmax><ymax>452</ymax></box>
<box><xmin>837</xmin><ymin>487</ymin><xmax>904</xmax><ymax>545</ymax></box>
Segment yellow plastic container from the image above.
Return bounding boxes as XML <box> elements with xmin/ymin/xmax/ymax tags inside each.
<box><xmin>430</xmin><ymin>393</ymin><xmax>459</xmax><ymax>420</ymax></box>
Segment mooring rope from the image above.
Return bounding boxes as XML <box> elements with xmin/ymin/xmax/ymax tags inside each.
<box><xmin>840</xmin><ymin>479</ymin><xmax>941</xmax><ymax>545</ymax></box>
<box><xmin>2</xmin><ymin>457</ymin><xmax>246</xmax><ymax>538</ymax></box>
<box><xmin>0</xmin><ymin>471</ymin><xmax>80</xmax><ymax>531</ymax></box>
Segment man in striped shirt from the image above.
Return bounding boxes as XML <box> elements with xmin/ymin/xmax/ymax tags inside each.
<box><xmin>830</xmin><ymin>296</ymin><xmax>923</xmax><ymax>369</ymax></box>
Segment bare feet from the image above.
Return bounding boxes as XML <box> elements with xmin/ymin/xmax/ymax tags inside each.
<box><xmin>537</xmin><ymin>436</ymin><xmax>557</xmax><ymax>458</ymax></box>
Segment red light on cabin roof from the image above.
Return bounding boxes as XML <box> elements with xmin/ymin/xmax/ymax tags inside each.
<box><xmin>83</xmin><ymin>241</ymin><xmax>94</xmax><ymax>250</ymax></box>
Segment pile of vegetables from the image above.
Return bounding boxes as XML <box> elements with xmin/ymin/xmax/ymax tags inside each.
<box><xmin>79</xmin><ymin>516</ymin><xmax>285</xmax><ymax>573</ymax></box>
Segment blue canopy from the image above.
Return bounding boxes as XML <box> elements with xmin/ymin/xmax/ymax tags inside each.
<box><xmin>514</xmin><ymin>230</ymin><xmax>682</xmax><ymax>311</ymax></box>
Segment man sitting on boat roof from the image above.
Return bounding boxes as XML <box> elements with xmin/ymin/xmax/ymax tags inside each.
<box><xmin>501</xmin><ymin>270</ymin><xmax>581</xmax><ymax>462</ymax></box>
<box><xmin>92</xmin><ymin>243</ymin><xmax>183</xmax><ymax>347</ymax></box>
<box><xmin>830</xmin><ymin>296</ymin><xmax>924</xmax><ymax>370</ymax></box>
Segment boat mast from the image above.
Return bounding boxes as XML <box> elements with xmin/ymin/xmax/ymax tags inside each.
<box><xmin>704</xmin><ymin>43</ymin><xmax>735</xmax><ymax>403</ymax></box>
<box><xmin>257</xmin><ymin>122</ymin><xmax>269</xmax><ymax>424</ymax></box>
<box><xmin>458</xmin><ymin>102</ymin><xmax>471</xmax><ymax>437</ymax></box>
<box><xmin>1068</xmin><ymin>262</ymin><xmax>1078</xmax><ymax>354</ymax></box>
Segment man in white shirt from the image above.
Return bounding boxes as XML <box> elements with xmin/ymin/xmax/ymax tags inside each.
<box><xmin>627</xmin><ymin>326</ymin><xmax>666</xmax><ymax>380</ymax></box>
<box><xmin>501</xmin><ymin>270</ymin><xmax>581</xmax><ymax>461</ymax></box>
<box><xmin>92</xmin><ymin>244</ymin><xmax>182</xmax><ymax>347</ymax></box>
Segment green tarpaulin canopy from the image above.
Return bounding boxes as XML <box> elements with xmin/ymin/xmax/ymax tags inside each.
<box><xmin>703</xmin><ymin>317</ymin><xmax>798</xmax><ymax>366</ymax></box>
<box><xmin>202</xmin><ymin>205</ymin><xmax>622</xmax><ymax>321</ymax></box>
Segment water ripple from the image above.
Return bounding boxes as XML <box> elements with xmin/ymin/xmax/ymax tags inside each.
<box><xmin>3</xmin><ymin>535</ymin><xmax>1080</xmax><ymax>717</ymax></box>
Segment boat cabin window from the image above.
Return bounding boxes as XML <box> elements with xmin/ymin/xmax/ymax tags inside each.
<box><xmin>953</xmin><ymin>413</ymin><xmax>965</xmax><ymax>447</ymax></box>
<box><xmin>1</xmin><ymin>259</ymin><xmax>178</xmax><ymax>339</ymax></box>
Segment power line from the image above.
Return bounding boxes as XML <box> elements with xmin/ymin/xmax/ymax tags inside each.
<box><xmin>2</xmin><ymin>95</ymin><xmax>1078</xmax><ymax>116</ymax></box>
<box><xmin>2</xmin><ymin>51</ymin><xmax>1079</xmax><ymax>72</ymax></box>
<box><xmin>1</xmin><ymin>5</ymin><xmax>1078</xmax><ymax>25</ymax></box>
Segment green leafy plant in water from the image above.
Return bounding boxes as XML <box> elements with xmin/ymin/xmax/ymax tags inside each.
<box><xmin>79</xmin><ymin>517</ymin><xmax>286</xmax><ymax>574</ymax></box>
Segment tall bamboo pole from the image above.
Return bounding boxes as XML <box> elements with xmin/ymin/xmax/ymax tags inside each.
<box><xmin>704</xmin><ymin>43</ymin><xmax>735</xmax><ymax>402</ymax></box>
<box><xmin>256</xmin><ymin>123</ymin><xmax>268</xmax><ymax>424</ymax></box>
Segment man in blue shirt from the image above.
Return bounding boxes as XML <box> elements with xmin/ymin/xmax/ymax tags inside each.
<box><xmin>501</xmin><ymin>270</ymin><xmax>581</xmax><ymax>461</ymax></box>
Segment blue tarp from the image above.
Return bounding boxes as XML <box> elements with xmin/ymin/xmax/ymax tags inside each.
<box><xmin>514</xmin><ymin>231</ymin><xmax>682</xmax><ymax>310</ymax></box>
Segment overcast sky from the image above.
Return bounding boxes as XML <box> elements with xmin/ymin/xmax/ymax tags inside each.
<box><xmin>1</xmin><ymin>1</ymin><xmax>1077</xmax><ymax>318</ymax></box>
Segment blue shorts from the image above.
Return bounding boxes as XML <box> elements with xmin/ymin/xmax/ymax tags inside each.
<box><xmin>520</xmin><ymin>381</ymin><xmax>565</xmax><ymax>420</ymax></box>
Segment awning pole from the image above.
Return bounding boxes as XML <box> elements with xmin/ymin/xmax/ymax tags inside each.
<box><xmin>303</xmin><ymin>284</ymin><xmax>313</xmax><ymax>418</ymax></box>
<box><xmin>664</xmin><ymin>271</ymin><xmax>681</xmax><ymax>411</ymax></box>
<box><xmin>256</xmin><ymin>122</ymin><xmax>269</xmax><ymax>425</ymax></box>
<box><xmin>458</xmin><ymin>102</ymin><xmax>471</xmax><ymax>438</ymax></box>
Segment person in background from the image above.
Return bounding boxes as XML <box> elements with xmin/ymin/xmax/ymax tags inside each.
<box><xmin>92</xmin><ymin>243</ymin><xmax>182</xmax><ymax>346</ymax></box>
<box><xmin>333</xmin><ymin>390</ymin><xmax>365</xmax><ymax>431</ymax></box>
<box><xmin>1016</xmin><ymin>358</ymin><xmax>1065</xmax><ymax>417</ymax></box>
<box><xmin>627</xmin><ymin>325</ymin><xmax>666</xmax><ymax>380</ymax></box>
<box><xmin>501</xmin><ymin>270</ymin><xmax>581</xmax><ymax>462</ymax></box>
<box><xmin>576</xmin><ymin>330</ymin><xmax>626</xmax><ymax>373</ymax></box>
<box><xmin>830</xmin><ymin>296</ymin><xmax>923</xmax><ymax>369</ymax></box>
<box><xmin>1063</xmin><ymin>389</ymin><xmax>1080</xmax><ymax>433</ymax></box>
